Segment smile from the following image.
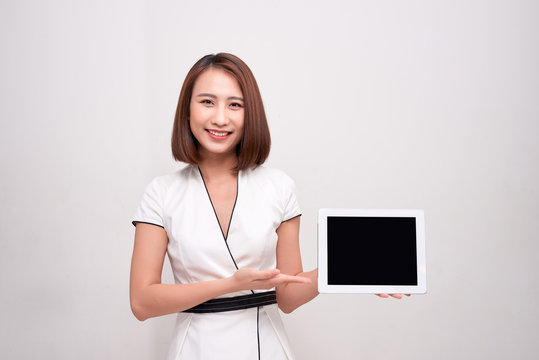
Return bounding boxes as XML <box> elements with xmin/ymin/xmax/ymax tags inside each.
<box><xmin>207</xmin><ymin>129</ymin><xmax>231</xmax><ymax>137</ymax></box>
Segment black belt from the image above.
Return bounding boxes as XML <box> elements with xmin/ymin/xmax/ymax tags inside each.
<box><xmin>183</xmin><ymin>291</ymin><xmax>277</xmax><ymax>313</ymax></box>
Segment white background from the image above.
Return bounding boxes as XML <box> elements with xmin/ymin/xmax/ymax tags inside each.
<box><xmin>1</xmin><ymin>0</ymin><xmax>538</xmax><ymax>359</ymax></box>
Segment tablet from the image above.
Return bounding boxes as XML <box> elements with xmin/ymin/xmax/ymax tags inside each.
<box><xmin>318</xmin><ymin>209</ymin><xmax>426</xmax><ymax>294</ymax></box>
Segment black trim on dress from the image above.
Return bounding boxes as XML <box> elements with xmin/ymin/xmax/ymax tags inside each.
<box><xmin>183</xmin><ymin>291</ymin><xmax>277</xmax><ymax>313</ymax></box>
<box><xmin>282</xmin><ymin>213</ymin><xmax>302</xmax><ymax>223</ymax></box>
<box><xmin>257</xmin><ymin>306</ymin><xmax>261</xmax><ymax>359</ymax></box>
<box><xmin>197</xmin><ymin>166</ymin><xmax>241</xmax><ymax>271</ymax></box>
<box><xmin>131</xmin><ymin>220</ymin><xmax>164</xmax><ymax>228</ymax></box>
<box><xmin>196</xmin><ymin>166</ymin><xmax>271</xmax><ymax>360</ymax></box>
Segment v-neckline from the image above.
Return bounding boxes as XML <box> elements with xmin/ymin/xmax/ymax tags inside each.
<box><xmin>197</xmin><ymin>166</ymin><xmax>239</xmax><ymax>241</ymax></box>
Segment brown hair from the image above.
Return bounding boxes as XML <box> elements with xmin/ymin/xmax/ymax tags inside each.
<box><xmin>171</xmin><ymin>53</ymin><xmax>271</xmax><ymax>170</ymax></box>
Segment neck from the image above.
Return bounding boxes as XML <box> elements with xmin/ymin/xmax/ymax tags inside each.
<box><xmin>197</xmin><ymin>152</ymin><xmax>238</xmax><ymax>181</ymax></box>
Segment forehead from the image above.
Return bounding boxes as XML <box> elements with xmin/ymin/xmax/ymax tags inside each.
<box><xmin>192</xmin><ymin>67</ymin><xmax>243</xmax><ymax>96</ymax></box>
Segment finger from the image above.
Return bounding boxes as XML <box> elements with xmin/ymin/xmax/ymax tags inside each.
<box><xmin>272</xmin><ymin>274</ymin><xmax>311</xmax><ymax>285</ymax></box>
<box><xmin>263</xmin><ymin>269</ymin><xmax>280</xmax><ymax>279</ymax></box>
<box><xmin>278</xmin><ymin>274</ymin><xmax>311</xmax><ymax>284</ymax></box>
<box><xmin>249</xmin><ymin>268</ymin><xmax>279</xmax><ymax>280</ymax></box>
<box><xmin>376</xmin><ymin>294</ymin><xmax>389</xmax><ymax>298</ymax></box>
<box><xmin>290</xmin><ymin>275</ymin><xmax>311</xmax><ymax>283</ymax></box>
<box><xmin>390</xmin><ymin>294</ymin><xmax>403</xmax><ymax>299</ymax></box>
<box><xmin>238</xmin><ymin>268</ymin><xmax>279</xmax><ymax>282</ymax></box>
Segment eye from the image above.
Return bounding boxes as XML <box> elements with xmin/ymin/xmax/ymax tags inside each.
<box><xmin>230</xmin><ymin>102</ymin><xmax>243</xmax><ymax>108</ymax></box>
<box><xmin>200</xmin><ymin>99</ymin><xmax>213</xmax><ymax>105</ymax></box>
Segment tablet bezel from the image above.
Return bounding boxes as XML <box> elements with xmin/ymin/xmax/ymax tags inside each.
<box><xmin>318</xmin><ymin>208</ymin><xmax>427</xmax><ymax>294</ymax></box>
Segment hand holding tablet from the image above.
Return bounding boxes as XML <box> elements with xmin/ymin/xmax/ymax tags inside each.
<box><xmin>376</xmin><ymin>293</ymin><xmax>411</xmax><ymax>299</ymax></box>
<box><xmin>318</xmin><ymin>209</ymin><xmax>427</xmax><ymax>295</ymax></box>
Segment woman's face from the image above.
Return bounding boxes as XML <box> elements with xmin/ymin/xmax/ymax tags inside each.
<box><xmin>189</xmin><ymin>67</ymin><xmax>245</xmax><ymax>160</ymax></box>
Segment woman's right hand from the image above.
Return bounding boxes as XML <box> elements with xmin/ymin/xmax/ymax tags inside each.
<box><xmin>231</xmin><ymin>268</ymin><xmax>311</xmax><ymax>291</ymax></box>
<box><xmin>375</xmin><ymin>293</ymin><xmax>411</xmax><ymax>299</ymax></box>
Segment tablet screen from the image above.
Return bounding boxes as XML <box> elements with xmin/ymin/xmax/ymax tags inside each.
<box><xmin>327</xmin><ymin>216</ymin><xmax>418</xmax><ymax>285</ymax></box>
<box><xmin>318</xmin><ymin>209</ymin><xmax>426</xmax><ymax>294</ymax></box>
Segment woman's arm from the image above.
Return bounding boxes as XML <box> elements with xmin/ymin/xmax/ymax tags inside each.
<box><xmin>130</xmin><ymin>223</ymin><xmax>308</xmax><ymax>321</ymax></box>
<box><xmin>275</xmin><ymin>217</ymin><xmax>319</xmax><ymax>314</ymax></box>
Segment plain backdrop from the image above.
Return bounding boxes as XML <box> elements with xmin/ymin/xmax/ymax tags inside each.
<box><xmin>1</xmin><ymin>0</ymin><xmax>538</xmax><ymax>359</ymax></box>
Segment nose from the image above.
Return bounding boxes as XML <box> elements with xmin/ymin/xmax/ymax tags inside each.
<box><xmin>212</xmin><ymin>105</ymin><xmax>228</xmax><ymax>127</ymax></box>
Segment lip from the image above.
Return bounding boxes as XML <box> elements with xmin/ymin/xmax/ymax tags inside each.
<box><xmin>206</xmin><ymin>129</ymin><xmax>232</xmax><ymax>140</ymax></box>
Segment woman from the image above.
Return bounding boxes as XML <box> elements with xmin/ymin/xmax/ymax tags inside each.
<box><xmin>130</xmin><ymin>53</ymin><xmax>318</xmax><ymax>360</ymax></box>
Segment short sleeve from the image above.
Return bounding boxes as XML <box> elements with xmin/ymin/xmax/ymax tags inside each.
<box><xmin>132</xmin><ymin>177</ymin><xmax>165</xmax><ymax>228</ymax></box>
<box><xmin>281</xmin><ymin>172</ymin><xmax>302</xmax><ymax>222</ymax></box>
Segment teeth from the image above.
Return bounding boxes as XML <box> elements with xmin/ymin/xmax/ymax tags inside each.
<box><xmin>208</xmin><ymin>130</ymin><xmax>228</xmax><ymax>137</ymax></box>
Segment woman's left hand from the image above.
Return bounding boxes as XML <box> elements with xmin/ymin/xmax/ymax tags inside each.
<box><xmin>376</xmin><ymin>294</ymin><xmax>411</xmax><ymax>299</ymax></box>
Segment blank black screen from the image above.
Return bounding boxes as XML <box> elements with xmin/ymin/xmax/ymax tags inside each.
<box><xmin>327</xmin><ymin>216</ymin><xmax>418</xmax><ymax>285</ymax></box>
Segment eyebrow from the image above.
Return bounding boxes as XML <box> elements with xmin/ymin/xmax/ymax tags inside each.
<box><xmin>196</xmin><ymin>93</ymin><xmax>244</xmax><ymax>102</ymax></box>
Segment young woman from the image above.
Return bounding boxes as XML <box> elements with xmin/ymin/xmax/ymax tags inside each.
<box><xmin>130</xmin><ymin>53</ymin><xmax>318</xmax><ymax>360</ymax></box>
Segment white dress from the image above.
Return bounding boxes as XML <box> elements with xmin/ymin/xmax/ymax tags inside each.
<box><xmin>133</xmin><ymin>165</ymin><xmax>301</xmax><ymax>360</ymax></box>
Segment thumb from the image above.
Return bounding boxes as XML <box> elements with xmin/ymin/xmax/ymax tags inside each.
<box><xmin>262</xmin><ymin>269</ymin><xmax>280</xmax><ymax>279</ymax></box>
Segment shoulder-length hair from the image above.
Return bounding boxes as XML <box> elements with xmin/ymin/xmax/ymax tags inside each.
<box><xmin>171</xmin><ymin>53</ymin><xmax>271</xmax><ymax>170</ymax></box>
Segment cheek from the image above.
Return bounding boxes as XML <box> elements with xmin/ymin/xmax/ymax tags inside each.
<box><xmin>188</xmin><ymin>106</ymin><xmax>205</xmax><ymax>130</ymax></box>
<box><xmin>188</xmin><ymin>102</ymin><xmax>196</xmax><ymax>118</ymax></box>
<box><xmin>235</xmin><ymin>121</ymin><xmax>245</xmax><ymax>140</ymax></box>
<box><xmin>235</xmin><ymin>112</ymin><xmax>245</xmax><ymax>132</ymax></box>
